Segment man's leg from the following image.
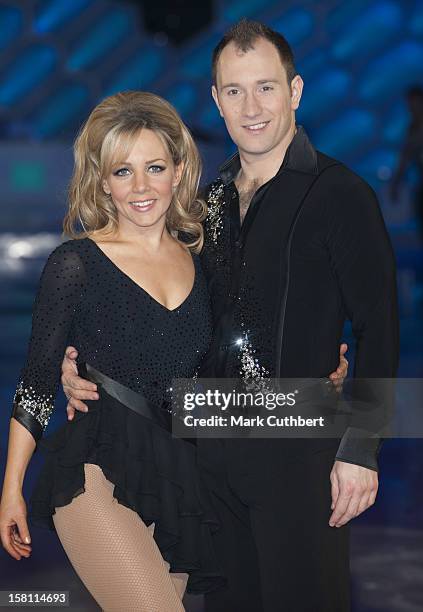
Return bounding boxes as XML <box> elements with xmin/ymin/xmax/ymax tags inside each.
<box><xmin>203</xmin><ymin>486</ymin><xmax>264</xmax><ymax>612</ymax></box>
<box><xmin>245</xmin><ymin>445</ymin><xmax>351</xmax><ymax>612</ymax></box>
<box><xmin>199</xmin><ymin>440</ymin><xmax>263</xmax><ymax>612</ymax></box>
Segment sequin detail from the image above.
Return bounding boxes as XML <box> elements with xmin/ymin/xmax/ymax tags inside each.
<box><xmin>205</xmin><ymin>180</ymin><xmax>225</xmax><ymax>244</ymax></box>
<box><xmin>11</xmin><ymin>239</ymin><xmax>212</xmax><ymax>438</ymax></box>
<box><xmin>13</xmin><ymin>380</ymin><xmax>54</xmax><ymax>430</ymax></box>
<box><xmin>237</xmin><ymin>330</ymin><xmax>270</xmax><ymax>391</ymax></box>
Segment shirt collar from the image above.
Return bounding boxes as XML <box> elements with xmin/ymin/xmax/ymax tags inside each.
<box><xmin>218</xmin><ymin>125</ymin><xmax>318</xmax><ymax>186</ymax></box>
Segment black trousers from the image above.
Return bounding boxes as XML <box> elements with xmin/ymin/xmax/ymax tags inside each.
<box><xmin>198</xmin><ymin>439</ymin><xmax>351</xmax><ymax>612</ymax></box>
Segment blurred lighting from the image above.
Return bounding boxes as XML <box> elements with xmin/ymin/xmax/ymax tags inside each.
<box><xmin>223</xmin><ymin>0</ymin><xmax>273</xmax><ymax>22</ymax></box>
<box><xmin>0</xmin><ymin>45</ymin><xmax>57</xmax><ymax>106</ymax></box>
<box><xmin>9</xmin><ymin>241</ymin><xmax>33</xmax><ymax>259</ymax></box>
<box><xmin>298</xmin><ymin>70</ymin><xmax>351</xmax><ymax>122</ymax></box>
<box><xmin>104</xmin><ymin>49</ymin><xmax>164</xmax><ymax>96</ymax></box>
<box><xmin>314</xmin><ymin>109</ymin><xmax>375</xmax><ymax>157</ymax></box>
<box><xmin>166</xmin><ymin>83</ymin><xmax>197</xmax><ymax>116</ymax></box>
<box><xmin>0</xmin><ymin>5</ymin><xmax>23</xmax><ymax>51</ymax></box>
<box><xmin>378</xmin><ymin>166</ymin><xmax>392</xmax><ymax>180</ymax></box>
<box><xmin>359</xmin><ymin>42</ymin><xmax>423</xmax><ymax>101</ymax></box>
<box><xmin>32</xmin><ymin>83</ymin><xmax>89</xmax><ymax>137</ymax></box>
<box><xmin>0</xmin><ymin>234</ymin><xmax>60</xmax><ymax>275</ymax></box>
<box><xmin>332</xmin><ymin>1</ymin><xmax>402</xmax><ymax>62</ymax></box>
<box><xmin>34</xmin><ymin>0</ymin><xmax>93</xmax><ymax>34</ymax></box>
<box><xmin>271</xmin><ymin>8</ymin><xmax>314</xmax><ymax>46</ymax></box>
<box><xmin>66</xmin><ymin>10</ymin><xmax>131</xmax><ymax>71</ymax></box>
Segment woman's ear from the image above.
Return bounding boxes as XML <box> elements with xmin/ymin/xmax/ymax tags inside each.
<box><xmin>173</xmin><ymin>161</ymin><xmax>185</xmax><ymax>189</ymax></box>
<box><xmin>102</xmin><ymin>179</ymin><xmax>111</xmax><ymax>195</ymax></box>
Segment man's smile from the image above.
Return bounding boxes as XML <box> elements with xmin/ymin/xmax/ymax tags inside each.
<box><xmin>243</xmin><ymin>120</ymin><xmax>270</xmax><ymax>133</ymax></box>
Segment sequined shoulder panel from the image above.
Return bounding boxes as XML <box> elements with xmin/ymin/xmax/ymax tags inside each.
<box><xmin>204</xmin><ymin>179</ymin><xmax>225</xmax><ymax>246</ymax></box>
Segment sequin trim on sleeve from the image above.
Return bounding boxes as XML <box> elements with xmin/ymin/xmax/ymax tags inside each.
<box><xmin>13</xmin><ymin>380</ymin><xmax>54</xmax><ymax>431</ymax></box>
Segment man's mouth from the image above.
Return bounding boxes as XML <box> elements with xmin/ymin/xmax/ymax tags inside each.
<box><xmin>129</xmin><ymin>199</ymin><xmax>156</xmax><ymax>211</ymax></box>
<box><xmin>243</xmin><ymin>121</ymin><xmax>270</xmax><ymax>132</ymax></box>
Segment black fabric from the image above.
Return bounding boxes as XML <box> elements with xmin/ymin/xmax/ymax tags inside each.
<box><xmin>200</xmin><ymin>440</ymin><xmax>350</xmax><ymax>612</ymax></box>
<box><xmin>199</xmin><ymin>126</ymin><xmax>399</xmax><ymax>470</ymax></box>
<box><xmin>12</xmin><ymin>237</ymin><xmax>212</xmax><ymax>442</ymax></box>
<box><xmin>83</xmin><ymin>363</ymin><xmax>172</xmax><ymax>431</ymax></box>
<box><xmin>12</xmin><ymin>237</ymin><xmax>225</xmax><ymax>594</ymax></box>
<box><xmin>29</xmin><ymin>385</ymin><xmax>225</xmax><ymax>594</ymax></box>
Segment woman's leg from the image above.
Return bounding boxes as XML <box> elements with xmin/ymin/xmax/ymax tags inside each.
<box><xmin>53</xmin><ymin>463</ymin><xmax>187</xmax><ymax>612</ymax></box>
<box><xmin>148</xmin><ymin>522</ymin><xmax>189</xmax><ymax>600</ymax></box>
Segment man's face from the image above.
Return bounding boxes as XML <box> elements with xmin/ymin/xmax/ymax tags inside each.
<box><xmin>212</xmin><ymin>38</ymin><xmax>303</xmax><ymax>158</ymax></box>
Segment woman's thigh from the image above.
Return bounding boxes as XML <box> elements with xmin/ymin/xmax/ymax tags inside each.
<box><xmin>53</xmin><ymin>463</ymin><xmax>186</xmax><ymax>612</ymax></box>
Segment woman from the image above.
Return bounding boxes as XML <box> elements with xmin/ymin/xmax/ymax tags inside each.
<box><xmin>0</xmin><ymin>91</ymin><xmax>225</xmax><ymax>611</ymax></box>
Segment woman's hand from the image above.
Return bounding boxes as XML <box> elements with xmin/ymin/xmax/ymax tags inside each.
<box><xmin>0</xmin><ymin>489</ymin><xmax>32</xmax><ymax>560</ymax></box>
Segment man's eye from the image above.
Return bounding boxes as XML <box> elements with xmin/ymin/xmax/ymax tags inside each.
<box><xmin>148</xmin><ymin>165</ymin><xmax>165</xmax><ymax>173</ymax></box>
<box><xmin>113</xmin><ymin>167</ymin><xmax>130</xmax><ymax>176</ymax></box>
<box><xmin>261</xmin><ymin>86</ymin><xmax>273</xmax><ymax>92</ymax></box>
<box><xmin>227</xmin><ymin>89</ymin><xmax>239</xmax><ymax>96</ymax></box>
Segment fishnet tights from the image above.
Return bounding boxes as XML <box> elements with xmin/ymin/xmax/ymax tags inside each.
<box><xmin>53</xmin><ymin>463</ymin><xmax>188</xmax><ymax>611</ymax></box>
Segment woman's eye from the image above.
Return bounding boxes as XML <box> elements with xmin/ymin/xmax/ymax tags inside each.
<box><xmin>113</xmin><ymin>167</ymin><xmax>130</xmax><ymax>176</ymax></box>
<box><xmin>148</xmin><ymin>165</ymin><xmax>165</xmax><ymax>173</ymax></box>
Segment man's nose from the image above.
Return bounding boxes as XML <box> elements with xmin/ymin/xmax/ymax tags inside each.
<box><xmin>243</xmin><ymin>92</ymin><xmax>261</xmax><ymax>118</ymax></box>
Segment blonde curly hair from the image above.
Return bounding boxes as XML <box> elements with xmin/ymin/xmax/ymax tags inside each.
<box><xmin>64</xmin><ymin>91</ymin><xmax>206</xmax><ymax>252</ymax></box>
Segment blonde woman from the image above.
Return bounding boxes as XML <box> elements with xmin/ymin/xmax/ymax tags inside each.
<box><xmin>0</xmin><ymin>92</ymin><xmax>224</xmax><ymax>611</ymax></box>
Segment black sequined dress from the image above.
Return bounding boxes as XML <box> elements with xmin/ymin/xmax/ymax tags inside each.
<box><xmin>11</xmin><ymin>238</ymin><xmax>224</xmax><ymax>594</ymax></box>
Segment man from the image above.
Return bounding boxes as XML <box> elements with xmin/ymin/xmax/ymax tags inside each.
<box><xmin>61</xmin><ymin>20</ymin><xmax>398</xmax><ymax>612</ymax></box>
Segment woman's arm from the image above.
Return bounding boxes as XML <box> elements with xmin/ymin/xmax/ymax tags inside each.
<box><xmin>0</xmin><ymin>420</ymin><xmax>36</xmax><ymax>559</ymax></box>
<box><xmin>0</xmin><ymin>242</ymin><xmax>86</xmax><ymax>559</ymax></box>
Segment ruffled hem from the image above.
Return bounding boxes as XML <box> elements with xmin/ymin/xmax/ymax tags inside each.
<box><xmin>28</xmin><ymin>392</ymin><xmax>225</xmax><ymax>594</ymax></box>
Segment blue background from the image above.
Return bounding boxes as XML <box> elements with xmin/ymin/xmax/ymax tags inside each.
<box><xmin>0</xmin><ymin>1</ymin><xmax>422</xmax><ymax>610</ymax></box>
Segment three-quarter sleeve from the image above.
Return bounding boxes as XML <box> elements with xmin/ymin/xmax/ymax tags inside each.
<box><xmin>325</xmin><ymin>172</ymin><xmax>399</xmax><ymax>470</ymax></box>
<box><xmin>11</xmin><ymin>243</ymin><xmax>86</xmax><ymax>443</ymax></box>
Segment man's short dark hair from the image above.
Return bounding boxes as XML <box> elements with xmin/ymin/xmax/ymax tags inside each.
<box><xmin>212</xmin><ymin>19</ymin><xmax>297</xmax><ymax>87</ymax></box>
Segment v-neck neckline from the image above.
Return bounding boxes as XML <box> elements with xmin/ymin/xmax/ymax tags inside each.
<box><xmin>86</xmin><ymin>237</ymin><xmax>197</xmax><ymax>313</ymax></box>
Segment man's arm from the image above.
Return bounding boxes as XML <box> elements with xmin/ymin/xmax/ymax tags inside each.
<box><xmin>60</xmin><ymin>342</ymin><xmax>349</xmax><ymax>415</ymax></box>
<box><xmin>325</xmin><ymin>169</ymin><xmax>399</xmax><ymax>527</ymax></box>
<box><xmin>326</xmin><ymin>171</ymin><xmax>399</xmax><ymax>469</ymax></box>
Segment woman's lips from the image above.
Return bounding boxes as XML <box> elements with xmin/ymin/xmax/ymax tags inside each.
<box><xmin>129</xmin><ymin>199</ymin><xmax>156</xmax><ymax>212</ymax></box>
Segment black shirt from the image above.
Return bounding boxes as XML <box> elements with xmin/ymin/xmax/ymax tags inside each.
<box><xmin>200</xmin><ymin>126</ymin><xmax>399</xmax><ymax>470</ymax></box>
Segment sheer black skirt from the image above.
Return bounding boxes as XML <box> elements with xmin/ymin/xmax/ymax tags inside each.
<box><xmin>28</xmin><ymin>376</ymin><xmax>225</xmax><ymax>595</ymax></box>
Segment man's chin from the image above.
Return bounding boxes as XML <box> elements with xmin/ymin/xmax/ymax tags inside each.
<box><xmin>237</xmin><ymin>140</ymin><xmax>278</xmax><ymax>157</ymax></box>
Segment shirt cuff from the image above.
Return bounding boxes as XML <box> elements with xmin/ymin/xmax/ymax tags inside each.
<box><xmin>335</xmin><ymin>426</ymin><xmax>383</xmax><ymax>472</ymax></box>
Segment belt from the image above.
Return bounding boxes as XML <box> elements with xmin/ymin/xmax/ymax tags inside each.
<box><xmin>81</xmin><ymin>363</ymin><xmax>172</xmax><ymax>432</ymax></box>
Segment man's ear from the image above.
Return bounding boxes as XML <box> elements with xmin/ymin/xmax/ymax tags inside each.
<box><xmin>290</xmin><ymin>75</ymin><xmax>304</xmax><ymax>111</ymax></box>
<box><xmin>102</xmin><ymin>179</ymin><xmax>111</xmax><ymax>195</ymax></box>
<box><xmin>211</xmin><ymin>85</ymin><xmax>224</xmax><ymax>118</ymax></box>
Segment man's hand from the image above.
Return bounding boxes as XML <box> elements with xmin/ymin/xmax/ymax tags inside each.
<box><xmin>329</xmin><ymin>343</ymin><xmax>349</xmax><ymax>392</ymax></box>
<box><xmin>329</xmin><ymin>460</ymin><xmax>378</xmax><ymax>528</ymax></box>
<box><xmin>61</xmin><ymin>346</ymin><xmax>99</xmax><ymax>420</ymax></box>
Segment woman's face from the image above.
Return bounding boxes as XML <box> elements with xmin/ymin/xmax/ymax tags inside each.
<box><xmin>102</xmin><ymin>128</ymin><xmax>182</xmax><ymax>235</ymax></box>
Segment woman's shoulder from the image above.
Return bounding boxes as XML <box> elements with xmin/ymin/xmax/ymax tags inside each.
<box><xmin>43</xmin><ymin>237</ymin><xmax>93</xmax><ymax>269</ymax></box>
